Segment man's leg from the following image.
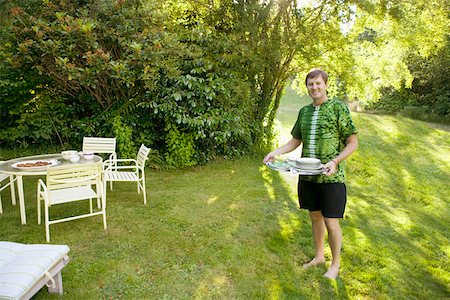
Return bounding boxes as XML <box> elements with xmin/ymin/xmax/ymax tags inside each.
<box><xmin>323</xmin><ymin>217</ymin><xmax>342</xmax><ymax>279</ymax></box>
<box><xmin>303</xmin><ymin>210</ymin><xmax>326</xmax><ymax>268</ymax></box>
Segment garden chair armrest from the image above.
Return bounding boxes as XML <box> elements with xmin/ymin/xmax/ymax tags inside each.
<box><xmin>38</xmin><ymin>179</ymin><xmax>47</xmax><ymax>193</ymax></box>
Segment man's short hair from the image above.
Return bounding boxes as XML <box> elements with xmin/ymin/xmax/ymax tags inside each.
<box><xmin>305</xmin><ymin>68</ymin><xmax>328</xmax><ymax>86</ymax></box>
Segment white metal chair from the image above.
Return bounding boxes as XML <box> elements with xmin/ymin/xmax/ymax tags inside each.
<box><xmin>82</xmin><ymin>137</ymin><xmax>117</xmax><ymax>163</ymax></box>
<box><xmin>0</xmin><ymin>162</ymin><xmax>16</xmax><ymax>214</ymax></box>
<box><xmin>103</xmin><ymin>144</ymin><xmax>151</xmax><ymax>205</ymax></box>
<box><xmin>82</xmin><ymin>137</ymin><xmax>116</xmax><ymax>206</ymax></box>
<box><xmin>37</xmin><ymin>163</ymin><xmax>106</xmax><ymax>242</ymax></box>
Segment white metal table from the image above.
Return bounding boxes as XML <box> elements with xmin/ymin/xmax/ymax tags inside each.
<box><xmin>0</xmin><ymin>153</ymin><xmax>102</xmax><ymax>224</ymax></box>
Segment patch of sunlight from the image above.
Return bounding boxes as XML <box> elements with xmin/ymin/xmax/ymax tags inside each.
<box><xmin>278</xmin><ymin>212</ymin><xmax>301</xmax><ymax>240</ymax></box>
<box><xmin>399</xmin><ymin>168</ymin><xmax>415</xmax><ymax>189</ymax></box>
<box><xmin>396</xmin><ymin>209</ymin><xmax>412</xmax><ymax>224</ymax></box>
<box><xmin>351</xmin><ymin>228</ymin><xmax>371</xmax><ymax>248</ymax></box>
<box><xmin>426</xmin><ymin>265</ymin><xmax>450</xmax><ymax>288</ymax></box>
<box><xmin>267</xmin><ymin>278</ymin><xmax>282</xmax><ymax>300</ymax></box>
<box><xmin>195</xmin><ymin>274</ymin><xmax>231</xmax><ymax>298</ymax></box>
<box><xmin>367</xmin><ymin>115</ymin><xmax>404</xmax><ymax>140</ymax></box>
<box><xmin>260</xmin><ymin>164</ymin><xmax>298</xmax><ymax>201</ymax></box>
<box><xmin>328</xmin><ymin>279</ymin><xmax>339</xmax><ymax>293</ymax></box>
<box><xmin>278</xmin><ymin>171</ymin><xmax>298</xmax><ymax>193</ymax></box>
<box><xmin>382</xmin><ymin>121</ymin><xmax>402</xmax><ymax>138</ymax></box>
<box><xmin>207</xmin><ymin>196</ymin><xmax>218</xmax><ymax>205</ymax></box>
<box><xmin>228</xmin><ymin>203</ymin><xmax>238</xmax><ymax>210</ymax></box>
<box><xmin>425</xmin><ymin>133</ymin><xmax>450</xmax><ymax>165</ymax></box>
<box><xmin>260</xmin><ymin>165</ymin><xmax>276</xmax><ymax>201</ymax></box>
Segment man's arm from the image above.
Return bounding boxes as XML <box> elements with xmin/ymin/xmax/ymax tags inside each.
<box><xmin>263</xmin><ymin>138</ymin><xmax>302</xmax><ymax>163</ymax></box>
<box><xmin>324</xmin><ymin>134</ymin><xmax>358</xmax><ymax>175</ymax></box>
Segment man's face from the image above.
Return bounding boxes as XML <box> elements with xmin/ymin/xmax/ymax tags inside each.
<box><xmin>306</xmin><ymin>75</ymin><xmax>327</xmax><ymax>101</ymax></box>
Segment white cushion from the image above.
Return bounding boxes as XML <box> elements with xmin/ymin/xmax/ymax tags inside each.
<box><xmin>0</xmin><ymin>241</ymin><xmax>70</xmax><ymax>299</ymax></box>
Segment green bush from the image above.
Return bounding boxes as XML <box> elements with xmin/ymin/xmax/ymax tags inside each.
<box><xmin>112</xmin><ymin>115</ymin><xmax>135</xmax><ymax>159</ymax></box>
<box><xmin>0</xmin><ymin>0</ymin><xmax>259</xmax><ymax>164</ymax></box>
<box><xmin>369</xmin><ymin>86</ymin><xmax>420</xmax><ymax>114</ymax></box>
<box><xmin>164</xmin><ymin>123</ymin><xmax>196</xmax><ymax>168</ymax></box>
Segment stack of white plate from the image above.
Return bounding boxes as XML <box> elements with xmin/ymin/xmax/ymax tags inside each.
<box><xmin>284</xmin><ymin>157</ymin><xmax>324</xmax><ymax>175</ymax></box>
<box><xmin>292</xmin><ymin>158</ymin><xmax>322</xmax><ymax>170</ymax></box>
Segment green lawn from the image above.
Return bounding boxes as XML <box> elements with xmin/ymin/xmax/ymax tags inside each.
<box><xmin>0</xmin><ymin>86</ymin><xmax>449</xmax><ymax>299</ymax></box>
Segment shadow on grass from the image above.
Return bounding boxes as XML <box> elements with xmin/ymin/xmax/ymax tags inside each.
<box><xmin>342</xmin><ymin>113</ymin><xmax>450</xmax><ymax>298</ymax></box>
<box><xmin>0</xmin><ymin>156</ymin><xmax>351</xmax><ymax>298</ymax></box>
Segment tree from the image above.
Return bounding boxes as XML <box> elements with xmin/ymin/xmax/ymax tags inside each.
<box><xmin>298</xmin><ymin>0</ymin><xmax>450</xmax><ymax>105</ymax></box>
<box><xmin>1</xmin><ymin>0</ymin><xmax>448</xmax><ymax>164</ymax></box>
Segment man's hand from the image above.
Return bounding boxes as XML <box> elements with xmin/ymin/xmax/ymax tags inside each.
<box><xmin>324</xmin><ymin>160</ymin><xmax>338</xmax><ymax>176</ymax></box>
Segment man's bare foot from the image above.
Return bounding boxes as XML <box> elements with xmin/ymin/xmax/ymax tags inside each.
<box><xmin>302</xmin><ymin>257</ymin><xmax>325</xmax><ymax>269</ymax></box>
<box><xmin>323</xmin><ymin>266</ymin><xmax>339</xmax><ymax>279</ymax></box>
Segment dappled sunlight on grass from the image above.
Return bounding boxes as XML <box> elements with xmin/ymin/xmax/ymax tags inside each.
<box><xmin>343</xmin><ymin>113</ymin><xmax>450</xmax><ymax>298</ymax></box>
<box><xmin>260</xmin><ymin>165</ymin><xmax>277</xmax><ymax>201</ymax></box>
<box><xmin>195</xmin><ymin>273</ymin><xmax>233</xmax><ymax>299</ymax></box>
<box><xmin>267</xmin><ymin>278</ymin><xmax>283</xmax><ymax>299</ymax></box>
<box><xmin>271</xmin><ymin>91</ymin><xmax>449</xmax><ymax>297</ymax></box>
<box><xmin>278</xmin><ymin>212</ymin><xmax>301</xmax><ymax>240</ymax></box>
<box><xmin>207</xmin><ymin>195</ymin><xmax>218</xmax><ymax>205</ymax></box>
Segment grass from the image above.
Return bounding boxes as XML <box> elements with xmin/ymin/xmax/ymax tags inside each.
<box><xmin>0</xmin><ymin>85</ymin><xmax>449</xmax><ymax>299</ymax></box>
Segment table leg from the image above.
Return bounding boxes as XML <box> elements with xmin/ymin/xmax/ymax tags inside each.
<box><xmin>10</xmin><ymin>175</ymin><xmax>16</xmax><ymax>205</ymax></box>
<box><xmin>16</xmin><ymin>175</ymin><xmax>26</xmax><ymax>224</ymax></box>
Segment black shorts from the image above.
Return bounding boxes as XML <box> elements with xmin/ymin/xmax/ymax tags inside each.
<box><xmin>297</xmin><ymin>180</ymin><xmax>347</xmax><ymax>218</ymax></box>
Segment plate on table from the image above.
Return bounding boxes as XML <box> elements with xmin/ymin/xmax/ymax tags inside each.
<box><xmin>287</xmin><ymin>158</ymin><xmax>323</xmax><ymax>170</ymax></box>
<box><xmin>266</xmin><ymin>161</ymin><xmax>291</xmax><ymax>172</ymax></box>
<box><xmin>290</xmin><ymin>167</ymin><xmax>325</xmax><ymax>176</ymax></box>
<box><xmin>290</xmin><ymin>163</ymin><xmax>325</xmax><ymax>170</ymax></box>
<box><xmin>11</xmin><ymin>160</ymin><xmax>59</xmax><ymax>171</ymax></box>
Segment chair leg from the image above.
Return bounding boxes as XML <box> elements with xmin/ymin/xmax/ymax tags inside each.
<box><xmin>37</xmin><ymin>192</ymin><xmax>41</xmax><ymax>225</ymax></box>
<box><xmin>36</xmin><ymin>196</ymin><xmax>41</xmax><ymax>225</ymax></box>
<box><xmin>45</xmin><ymin>204</ymin><xmax>51</xmax><ymax>242</ymax></box>
<box><xmin>96</xmin><ymin>181</ymin><xmax>101</xmax><ymax>208</ymax></box>
<box><xmin>48</xmin><ymin>271</ymin><xmax>63</xmax><ymax>294</ymax></box>
<box><xmin>102</xmin><ymin>192</ymin><xmax>107</xmax><ymax>230</ymax></box>
<box><xmin>103</xmin><ymin>211</ymin><xmax>107</xmax><ymax>230</ymax></box>
<box><xmin>142</xmin><ymin>174</ymin><xmax>146</xmax><ymax>205</ymax></box>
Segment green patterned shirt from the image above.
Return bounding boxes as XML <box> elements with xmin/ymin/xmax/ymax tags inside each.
<box><xmin>291</xmin><ymin>99</ymin><xmax>357</xmax><ymax>183</ymax></box>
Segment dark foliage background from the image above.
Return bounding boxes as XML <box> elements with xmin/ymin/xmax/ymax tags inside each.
<box><xmin>1</xmin><ymin>0</ymin><xmax>448</xmax><ymax>166</ymax></box>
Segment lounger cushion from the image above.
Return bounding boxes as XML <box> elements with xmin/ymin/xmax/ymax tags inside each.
<box><xmin>0</xmin><ymin>241</ymin><xmax>70</xmax><ymax>300</ymax></box>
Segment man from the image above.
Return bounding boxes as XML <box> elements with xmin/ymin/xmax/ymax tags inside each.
<box><xmin>263</xmin><ymin>68</ymin><xmax>358</xmax><ymax>279</ymax></box>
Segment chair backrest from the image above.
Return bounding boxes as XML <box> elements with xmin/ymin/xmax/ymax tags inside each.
<box><xmin>46</xmin><ymin>163</ymin><xmax>102</xmax><ymax>191</ymax></box>
<box><xmin>82</xmin><ymin>137</ymin><xmax>116</xmax><ymax>154</ymax></box>
<box><xmin>137</xmin><ymin>144</ymin><xmax>151</xmax><ymax>168</ymax></box>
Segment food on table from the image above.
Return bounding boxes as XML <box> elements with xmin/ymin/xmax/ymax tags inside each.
<box><xmin>16</xmin><ymin>161</ymin><xmax>51</xmax><ymax>168</ymax></box>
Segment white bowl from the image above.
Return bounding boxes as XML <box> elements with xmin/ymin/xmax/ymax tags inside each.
<box><xmin>69</xmin><ymin>155</ymin><xmax>80</xmax><ymax>163</ymax></box>
<box><xmin>295</xmin><ymin>158</ymin><xmax>321</xmax><ymax>164</ymax></box>
<box><xmin>293</xmin><ymin>157</ymin><xmax>322</xmax><ymax>169</ymax></box>
<box><xmin>81</xmin><ymin>152</ymin><xmax>94</xmax><ymax>160</ymax></box>
<box><xmin>61</xmin><ymin>150</ymin><xmax>78</xmax><ymax>161</ymax></box>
